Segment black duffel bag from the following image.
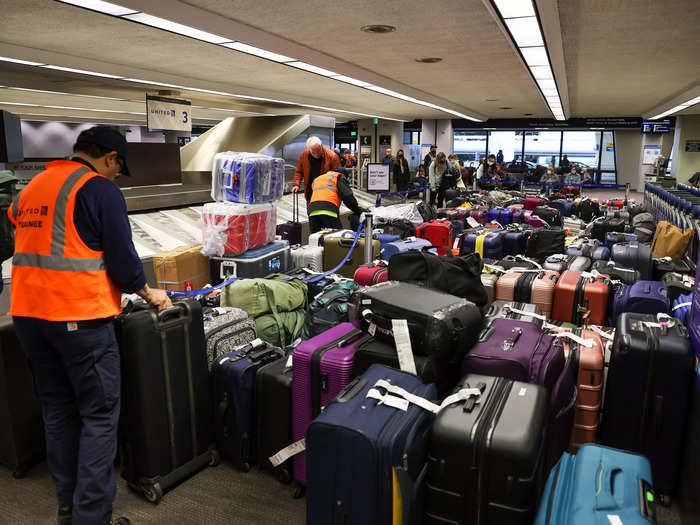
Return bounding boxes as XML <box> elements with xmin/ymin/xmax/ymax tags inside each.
<box><xmin>525</xmin><ymin>227</ymin><xmax>566</xmax><ymax>261</ymax></box>
<box><xmin>534</xmin><ymin>206</ymin><xmax>562</xmax><ymax>226</ymax></box>
<box><xmin>387</xmin><ymin>248</ymin><xmax>488</xmax><ymax>310</ymax></box>
<box><xmin>590</xmin><ymin>216</ymin><xmax>625</xmax><ymax>242</ymax></box>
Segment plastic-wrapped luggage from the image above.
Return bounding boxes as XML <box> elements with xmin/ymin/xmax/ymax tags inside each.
<box><xmin>349</xmin><ymin>281</ymin><xmax>483</xmax><ymax>359</ymax></box>
<box><xmin>306</xmin><ymin>364</ymin><xmax>437</xmax><ymax>525</ymax></box>
<box><xmin>211</xmin><ymin>151</ymin><xmax>284</xmax><ymax>204</ymax></box>
<box><xmin>202</xmin><ymin>307</ymin><xmax>257</xmax><ymax>369</ymax></box>
<box><xmin>367</xmin><ymin>202</ymin><xmax>425</xmax><ymax>226</ymax></box>
<box><xmin>426</xmin><ymin>374</ymin><xmax>548</xmax><ymax>525</ymax></box>
<box><xmin>212</xmin><ymin>339</ymin><xmax>284</xmax><ymax>470</ymax></box>
<box><xmin>209</xmin><ymin>240</ymin><xmax>291</xmax><ymax>283</ymax></box>
<box><xmin>600</xmin><ymin>312</ymin><xmax>694</xmax><ymax>499</ymax></box>
<box><xmin>552</xmin><ymin>270</ymin><xmax>609</xmax><ymax>325</ymax></box>
<box><xmin>534</xmin><ymin>444</ymin><xmax>657</xmax><ymax>525</ymax></box>
<box><xmin>201</xmin><ymin>202</ymin><xmax>277</xmax><ymax>256</ymax></box>
<box><xmin>292</xmin><ymin>323</ymin><xmax>370</xmax><ymax>487</ymax></box>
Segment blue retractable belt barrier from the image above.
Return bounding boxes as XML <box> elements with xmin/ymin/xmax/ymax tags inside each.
<box><xmin>167</xmin><ymin>219</ymin><xmax>366</xmax><ymax>297</ymax></box>
<box><xmin>477</xmin><ymin>179</ymin><xmax>627</xmax><ymax>189</ymax></box>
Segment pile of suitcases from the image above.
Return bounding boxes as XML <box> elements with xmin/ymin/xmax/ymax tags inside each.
<box><xmin>4</xmin><ymin>183</ymin><xmax>700</xmax><ymax>525</ymax></box>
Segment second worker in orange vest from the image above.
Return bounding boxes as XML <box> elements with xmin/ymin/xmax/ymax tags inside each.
<box><xmin>8</xmin><ymin>126</ymin><xmax>170</xmax><ymax>525</ymax></box>
<box><xmin>308</xmin><ymin>171</ymin><xmax>367</xmax><ymax>233</ymax></box>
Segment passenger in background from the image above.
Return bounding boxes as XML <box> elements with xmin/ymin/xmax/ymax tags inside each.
<box><xmin>393</xmin><ymin>149</ymin><xmax>410</xmax><ymax>193</ymax></box>
<box><xmin>423</xmin><ymin>145</ymin><xmax>437</xmax><ymax>175</ymax></box>
<box><xmin>408</xmin><ymin>164</ymin><xmax>429</xmax><ymax>197</ymax></box>
<box><xmin>560</xmin><ymin>154</ymin><xmax>571</xmax><ymax>171</ymax></box>
<box><xmin>382</xmin><ymin>148</ymin><xmax>394</xmax><ymax>166</ymax></box>
<box><xmin>307</xmin><ymin>170</ymin><xmax>366</xmax><ymax>233</ymax></box>
<box><xmin>459</xmin><ymin>160</ymin><xmax>471</xmax><ymax>187</ymax></box>
<box><xmin>540</xmin><ymin>164</ymin><xmax>559</xmax><ymax>184</ymax></box>
<box><xmin>496</xmin><ymin>149</ymin><xmax>504</xmax><ymax>164</ymax></box>
<box><xmin>565</xmin><ymin>165</ymin><xmax>581</xmax><ymax>184</ymax></box>
<box><xmin>581</xmin><ymin>166</ymin><xmax>593</xmax><ymax>184</ymax></box>
<box><xmin>343</xmin><ymin>149</ymin><xmax>356</xmax><ymax>168</ymax></box>
<box><xmin>429</xmin><ymin>152</ymin><xmax>449</xmax><ymax>207</ymax></box>
<box><xmin>292</xmin><ymin>136</ymin><xmax>341</xmax><ymax>203</ymax></box>
<box><xmin>476</xmin><ymin>154</ymin><xmax>497</xmax><ymax>180</ymax></box>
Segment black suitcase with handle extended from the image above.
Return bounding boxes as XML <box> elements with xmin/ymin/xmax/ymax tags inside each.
<box><xmin>255</xmin><ymin>355</ymin><xmax>293</xmax><ymax>483</ymax></box>
<box><xmin>0</xmin><ymin>316</ymin><xmax>45</xmax><ymax>477</ymax></box>
<box><xmin>348</xmin><ymin>281</ymin><xmax>483</xmax><ymax>360</ymax></box>
<box><xmin>600</xmin><ymin>312</ymin><xmax>694</xmax><ymax>501</ymax></box>
<box><xmin>116</xmin><ymin>300</ymin><xmax>218</xmax><ymax>503</ymax></box>
<box><xmin>425</xmin><ymin>373</ymin><xmax>548</xmax><ymax>525</ymax></box>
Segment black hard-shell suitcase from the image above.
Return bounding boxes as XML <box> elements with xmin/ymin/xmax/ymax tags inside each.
<box><xmin>256</xmin><ymin>354</ymin><xmax>293</xmax><ymax>482</ymax></box>
<box><xmin>653</xmin><ymin>257</ymin><xmax>695</xmax><ymax>280</ymax></box>
<box><xmin>612</xmin><ymin>242</ymin><xmax>653</xmax><ymax>280</ymax></box>
<box><xmin>426</xmin><ymin>373</ymin><xmax>548</xmax><ymax>525</ymax></box>
<box><xmin>0</xmin><ymin>316</ymin><xmax>45</xmax><ymax>477</ymax></box>
<box><xmin>352</xmin><ymin>336</ymin><xmax>458</xmax><ymax>397</ymax></box>
<box><xmin>600</xmin><ymin>312</ymin><xmax>694</xmax><ymax>500</ymax></box>
<box><xmin>116</xmin><ymin>301</ymin><xmax>218</xmax><ymax>503</ymax></box>
<box><xmin>348</xmin><ymin>281</ymin><xmax>482</xmax><ymax>359</ymax></box>
<box><xmin>590</xmin><ymin>260</ymin><xmax>640</xmax><ymax>285</ymax></box>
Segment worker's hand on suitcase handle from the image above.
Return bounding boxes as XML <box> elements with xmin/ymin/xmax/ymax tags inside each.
<box><xmin>137</xmin><ymin>285</ymin><xmax>173</xmax><ymax>311</ymax></box>
<box><xmin>292</xmin><ymin>185</ymin><xmax>300</xmax><ymax>193</ymax></box>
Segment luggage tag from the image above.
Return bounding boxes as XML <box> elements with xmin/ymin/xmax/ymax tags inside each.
<box><xmin>368</xmin><ymin>379</ymin><xmax>482</xmax><ymax>414</ymax></box>
<box><xmin>391</xmin><ymin>319</ymin><xmax>417</xmax><ymax>376</ymax></box>
<box><xmin>269</xmin><ymin>438</ymin><xmax>306</xmax><ymax>467</ymax></box>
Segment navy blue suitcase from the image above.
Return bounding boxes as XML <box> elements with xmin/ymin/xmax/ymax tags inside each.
<box><xmin>605</xmin><ymin>231</ymin><xmax>638</xmax><ymax>249</ymax></box>
<box><xmin>306</xmin><ymin>364</ymin><xmax>438</xmax><ymax>525</ymax></box>
<box><xmin>549</xmin><ymin>199</ymin><xmax>574</xmax><ymax>217</ymax></box>
<box><xmin>608</xmin><ymin>280</ymin><xmax>669</xmax><ymax>326</ymax></box>
<box><xmin>612</xmin><ymin>242</ymin><xmax>653</xmax><ymax>280</ymax></box>
<box><xmin>460</xmin><ymin>230</ymin><xmax>505</xmax><ymax>259</ymax></box>
<box><xmin>503</xmin><ymin>230</ymin><xmax>529</xmax><ymax>256</ymax></box>
<box><xmin>212</xmin><ymin>339</ymin><xmax>284</xmax><ymax>470</ymax></box>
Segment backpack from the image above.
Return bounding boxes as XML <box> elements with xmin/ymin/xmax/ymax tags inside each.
<box><xmin>416</xmin><ymin>201</ymin><xmax>437</xmax><ymax>222</ymax></box>
<box><xmin>651</xmin><ymin>221</ymin><xmax>694</xmax><ymax>259</ymax></box>
<box><xmin>301</xmin><ymin>280</ymin><xmax>358</xmax><ymax>340</ymax></box>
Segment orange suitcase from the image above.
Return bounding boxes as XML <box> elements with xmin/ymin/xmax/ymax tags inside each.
<box><xmin>551</xmin><ymin>270</ymin><xmax>609</xmax><ymax>326</ymax></box>
<box><xmin>495</xmin><ymin>268</ymin><xmax>559</xmax><ymax>318</ymax></box>
<box><xmin>548</xmin><ymin>327</ymin><xmax>605</xmax><ymax>453</ymax></box>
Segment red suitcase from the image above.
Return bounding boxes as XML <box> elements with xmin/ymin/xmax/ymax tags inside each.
<box><xmin>417</xmin><ymin>219</ymin><xmax>453</xmax><ymax>256</ymax></box>
<box><xmin>552</xmin><ymin>270</ymin><xmax>609</xmax><ymax>326</ymax></box>
<box><xmin>524</xmin><ymin>197</ymin><xmax>546</xmax><ymax>211</ymax></box>
<box><xmin>353</xmin><ymin>262</ymin><xmax>388</xmax><ymax>286</ymax></box>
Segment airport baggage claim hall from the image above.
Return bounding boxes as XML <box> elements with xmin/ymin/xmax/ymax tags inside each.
<box><xmin>1</xmin><ymin>1</ymin><xmax>700</xmax><ymax>524</ymax></box>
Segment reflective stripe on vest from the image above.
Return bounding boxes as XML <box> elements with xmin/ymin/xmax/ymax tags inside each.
<box><xmin>310</xmin><ymin>172</ymin><xmax>341</xmax><ymax>207</ymax></box>
<box><xmin>12</xmin><ymin>166</ymin><xmax>106</xmax><ymax>272</ymax></box>
<box><xmin>313</xmin><ymin>172</ymin><xmax>339</xmax><ymax>193</ymax></box>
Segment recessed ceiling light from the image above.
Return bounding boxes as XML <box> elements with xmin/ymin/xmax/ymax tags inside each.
<box><xmin>494</xmin><ymin>0</ymin><xmax>536</xmax><ymax>18</ymax></box>
<box><xmin>415</xmin><ymin>57</ymin><xmax>442</xmax><ymax>63</ymax></box>
<box><xmin>361</xmin><ymin>25</ymin><xmax>396</xmax><ymax>34</ymax></box>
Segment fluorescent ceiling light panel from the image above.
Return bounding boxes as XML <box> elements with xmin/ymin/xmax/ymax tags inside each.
<box><xmin>122</xmin><ymin>13</ymin><xmax>231</xmax><ymax>44</ymax></box>
<box><xmin>494</xmin><ymin>0</ymin><xmax>536</xmax><ymax>18</ymax></box>
<box><xmin>537</xmin><ymin>78</ymin><xmax>557</xmax><ymax>91</ymax></box>
<box><xmin>530</xmin><ymin>65</ymin><xmax>553</xmax><ymax>80</ymax></box>
<box><xmin>504</xmin><ymin>17</ymin><xmax>543</xmax><ymax>47</ymax></box>
<box><xmin>540</xmin><ymin>87</ymin><xmax>559</xmax><ymax>97</ymax></box>
<box><xmin>520</xmin><ymin>46</ymin><xmax>549</xmax><ymax>66</ymax></box>
<box><xmin>122</xmin><ymin>78</ymin><xmax>189</xmax><ymax>90</ymax></box>
<box><xmin>287</xmin><ymin>61</ymin><xmax>338</xmax><ymax>77</ymax></box>
<box><xmin>41</xmin><ymin>64</ymin><xmax>123</xmax><ymax>79</ymax></box>
<box><xmin>686</xmin><ymin>96</ymin><xmax>700</xmax><ymax>105</ymax></box>
<box><xmin>57</xmin><ymin>0</ymin><xmax>137</xmax><ymax>16</ymax></box>
<box><xmin>221</xmin><ymin>42</ymin><xmax>294</xmax><ymax>63</ymax></box>
<box><xmin>0</xmin><ymin>56</ymin><xmax>45</xmax><ymax>66</ymax></box>
<box><xmin>332</xmin><ymin>75</ymin><xmax>372</xmax><ymax>88</ymax></box>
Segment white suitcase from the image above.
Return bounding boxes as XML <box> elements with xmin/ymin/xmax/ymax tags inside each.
<box><xmin>291</xmin><ymin>245</ymin><xmax>324</xmax><ymax>272</ymax></box>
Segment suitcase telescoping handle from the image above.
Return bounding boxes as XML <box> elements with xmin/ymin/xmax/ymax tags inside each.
<box><xmin>293</xmin><ymin>190</ymin><xmax>298</xmax><ymax>223</ymax></box>
<box><xmin>156</xmin><ymin>302</ymin><xmax>193</xmax><ymax>329</ymax></box>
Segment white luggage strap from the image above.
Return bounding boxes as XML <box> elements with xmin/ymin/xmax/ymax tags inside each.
<box><xmin>589</xmin><ymin>325</ymin><xmax>615</xmax><ymax>341</ymax></box>
<box><xmin>551</xmin><ymin>331</ymin><xmax>595</xmax><ymax>348</ymax></box>
<box><xmin>672</xmin><ymin>301</ymin><xmax>692</xmax><ymax>312</ymax></box>
<box><xmin>366</xmin><ymin>379</ymin><xmax>482</xmax><ymax>414</ymax></box>
<box><xmin>499</xmin><ymin>305</ymin><xmax>596</xmax><ymax>348</ymax></box>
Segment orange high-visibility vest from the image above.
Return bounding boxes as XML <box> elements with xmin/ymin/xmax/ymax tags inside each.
<box><xmin>309</xmin><ymin>172</ymin><xmax>341</xmax><ymax>208</ymax></box>
<box><xmin>8</xmin><ymin>160</ymin><xmax>122</xmax><ymax>321</ymax></box>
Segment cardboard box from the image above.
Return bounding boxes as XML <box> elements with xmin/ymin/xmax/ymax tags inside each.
<box><xmin>152</xmin><ymin>245</ymin><xmax>209</xmax><ymax>292</ymax></box>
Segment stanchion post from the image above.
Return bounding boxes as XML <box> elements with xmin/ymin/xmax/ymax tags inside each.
<box><xmin>520</xmin><ymin>180</ymin><xmax>524</xmax><ymax>193</ymax></box>
<box><xmin>364</xmin><ymin>213</ymin><xmax>374</xmax><ymax>264</ymax></box>
<box><xmin>625</xmin><ymin>183</ymin><xmax>630</xmax><ymax>200</ymax></box>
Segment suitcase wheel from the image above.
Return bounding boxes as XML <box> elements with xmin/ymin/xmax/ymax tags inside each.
<box><xmin>275</xmin><ymin>465</ymin><xmax>292</xmax><ymax>484</ymax></box>
<box><xmin>209</xmin><ymin>449</ymin><xmax>221</xmax><ymax>468</ymax></box>
<box><xmin>292</xmin><ymin>483</ymin><xmax>306</xmax><ymax>499</ymax></box>
<box><xmin>140</xmin><ymin>480</ymin><xmax>163</xmax><ymax>504</ymax></box>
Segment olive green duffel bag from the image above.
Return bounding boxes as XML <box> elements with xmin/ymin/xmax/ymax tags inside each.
<box><xmin>221</xmin><ymin>274</ymin><xmax>307</xmax><ymax>318</ymax></box>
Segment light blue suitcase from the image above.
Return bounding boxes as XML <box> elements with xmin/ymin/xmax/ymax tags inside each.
<box><xmin>535</xmin><ymin>444</ymin><xmax>656</xmax><ymax>525</ymax></box>
<box><xmin>379</xmin><ymin>237</ymin><xmax>433</xmax><ymax>261</ymax></box>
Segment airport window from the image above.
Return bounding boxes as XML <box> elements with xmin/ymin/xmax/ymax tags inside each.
<box><xmin>454</xmin><ymin>131</ymin><xmax>487</xmax><ymax>168</ymax></box>
<box><xmin>561</xmin><ymin>130</ymin><xmax>602</xmax><ymax>176</ymax></box>
<box><xmin>523</xmin><ymin>131</ymin><xmax>562</xmax><ymax>169</ymax></box>
<box><xmin>599</xmin><ymin>131</ymin><xmax>617</xmax><ymax>184</ymax></box>
<box><xmin>487</xmin><ymin>131</ymin><xmax>523</xmax><ymax>168</ymax></box>
<box><xmin>403</xmin><ymin>131</ymin><xmax>421</xmax><ymax>145</ymax></box>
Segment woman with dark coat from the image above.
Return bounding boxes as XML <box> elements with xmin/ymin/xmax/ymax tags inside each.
<box><xmin>393</xmin><ymin>149</ymin><xmax>410</xmax><ymax>192</ymax></box>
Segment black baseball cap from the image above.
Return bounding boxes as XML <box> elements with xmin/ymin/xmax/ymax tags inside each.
<box><xmin>75</xmin><ymin>126</ymin><xmax>131</xmax><ymax>176</ymax></box>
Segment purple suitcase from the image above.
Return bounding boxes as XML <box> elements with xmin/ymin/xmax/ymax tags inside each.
<box><xmin>276</xmin><ymin>191</ymin><xmax>302</xmax><ymax>246</ymax></box>
<box><xmin>292</xmin><ymin>322</ymin><xmax>369</xmax><ymax>486</ymax></box>
<box><xmin>607</xmin><ymin>280</ymin><xmax>670</xmax><ymax>327</ymax></box>
<box><xmin>462</xmin><ymin>318</ymin><xmax>576</xmax><ymax>471</ymax></box>
<box><xmin>470</xmin><ymin>208</ymin><xmax>488</xmax><ymax>225</ymax></box>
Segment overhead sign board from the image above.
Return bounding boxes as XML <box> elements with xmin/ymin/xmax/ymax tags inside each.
<box><xmin>367</xmin><ymin>163</ymin><xmax>390</xmax><ymax>191</ymax></box>
<box><xmin>146</xmin><ymin>95</ymin><xmax>192</xmax><ymax>132</ymax></box>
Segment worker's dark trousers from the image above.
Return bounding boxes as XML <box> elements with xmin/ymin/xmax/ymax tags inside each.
<box><xmin>309</xmin><ymin>214</ymin><xmax>342</xmax><ymax>233</ymax></box>
<box><xmin>14</xmin><ymin>316</ymin><xmax>119</xmax><ymax>525</ymax></box>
